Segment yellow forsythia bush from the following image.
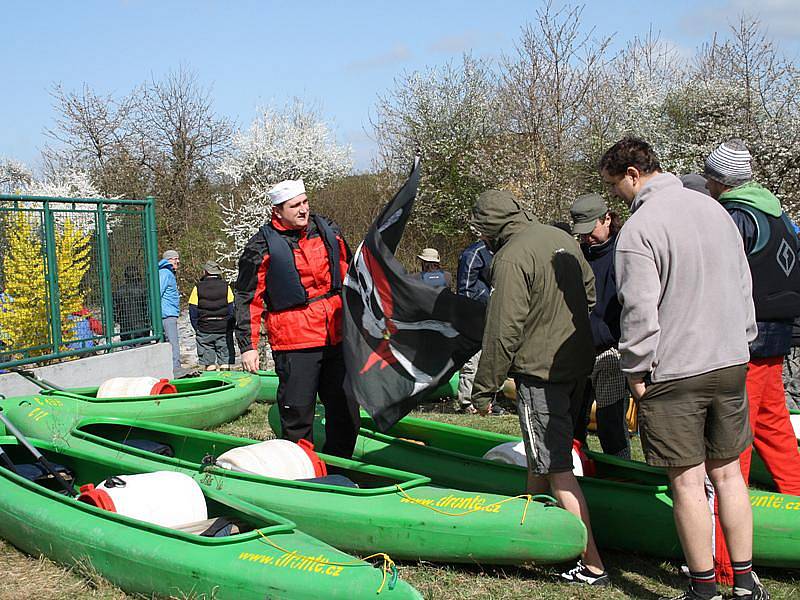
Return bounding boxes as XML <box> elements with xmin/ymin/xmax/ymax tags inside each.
<box><xmin>0</xmin><ymin>212</ymin><xmax>91</xmax><ymax>359</ymax></box>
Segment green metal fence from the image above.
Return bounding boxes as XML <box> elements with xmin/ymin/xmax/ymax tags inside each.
<box><xmin>0</xmin><ymin>195</ymin><xmax>163</xmax><ymax>369</ymax></box>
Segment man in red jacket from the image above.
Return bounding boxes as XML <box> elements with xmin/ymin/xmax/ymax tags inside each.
<box><xmin>234</xmin><ymin>179</ymin><xmax>359</xmax><ymax>457</ymax></box>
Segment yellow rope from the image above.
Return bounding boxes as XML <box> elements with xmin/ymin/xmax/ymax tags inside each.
<box><xmin>393</xmin><ymin>485</ymin><xmax>533</xmax><ymax>525</ymax></box>
<box><xmin>256</xmin><ymin>529</ymin><xmax>398</xmax><ymax>594</ymax></box>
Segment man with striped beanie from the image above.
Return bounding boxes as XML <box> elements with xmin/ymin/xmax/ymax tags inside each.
<box><xmin>705</xmin><ymin>139</ymin><xmax>800</xmax><ymax>591</ymax></box>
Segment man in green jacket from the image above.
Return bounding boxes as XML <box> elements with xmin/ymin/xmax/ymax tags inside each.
<box><xmin>469</xmin><ymin>189</ymin><xmax>607</xmax><ymax>586</ymax></box>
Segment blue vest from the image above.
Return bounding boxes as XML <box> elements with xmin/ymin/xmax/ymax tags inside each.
<box><xmin>259</xmin><ymin>215</ymin><xmax>342</xmax><ymax>312</ymax></box>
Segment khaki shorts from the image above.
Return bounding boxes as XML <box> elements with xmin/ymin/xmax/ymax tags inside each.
<box><xmin>639</xmin><ymin>364</ymin><xmax>752</xmax><ymax>468</ymax></box>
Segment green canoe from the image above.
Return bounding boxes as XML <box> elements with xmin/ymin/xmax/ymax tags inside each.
<box><xmin>0</xmin><ymin>371</ymin><xmax>259</xmax><ymax>439</ymax></box>
<box><xmin>269</xmin><ymin>405</ymin><xmax>800</xmax><ymax>568</ymax></box>
<box><xmin>255</xmin><ymin>370</ymin><xmax>459</xmax><ymax>403</ymax></box>
<box><xmin>64</xmin><ymin>416</ymin><xmax>587</xmax><ymax>565</ymax></box>
<box><xmin>0</xmin><ymin>434</ymin><xmax>420</xmax><ymax>599</ymax></box>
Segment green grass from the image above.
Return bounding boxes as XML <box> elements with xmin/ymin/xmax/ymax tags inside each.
<box><xmin>1</xmin><ymin>401</ymin><xmax>798</xmax><ymax>599</ymax></box>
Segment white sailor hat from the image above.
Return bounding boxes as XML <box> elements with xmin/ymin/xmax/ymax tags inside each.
<box><xmin>268</xmin><ymin>179</ymin><xmax>306</xmax><ymax>205</ymax></box>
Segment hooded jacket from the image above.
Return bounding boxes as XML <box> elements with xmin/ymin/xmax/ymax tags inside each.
<box><xmin>615</xmin><ymin>173</ymin><xmax>756</xmax><ymax>382</ymax></box>
<box><xmin>158</xmin><ymin>259</ymin><xmax>180</xmax><ymax>318</ymax></box>
<box><xmin>718</xmin><ymin>181</ymin><xmax>800</xmax><ymax>357</ymax></box>
<box><xmin>469</xmin><ymin>190</ymin><xmax>596</xmax><ymax>410</ymax></box>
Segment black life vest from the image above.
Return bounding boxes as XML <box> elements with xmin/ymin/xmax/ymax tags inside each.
<box><xmin>259</xmin><ymin>215</ymin><xmax>342</xmax><ymax>312</ymax></box>
<box><xmin>726</xmin><ymin>201</ymin><xmax>800</xmax><ymax>321</ymax></box>
<box><xmin>196</xmin><ymin>276</ymin><xmax>230</xmax><ymax>333</ymax></box>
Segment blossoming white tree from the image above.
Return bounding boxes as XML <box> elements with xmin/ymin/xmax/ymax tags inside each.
<box><xmin>0</xmin><ymin>158</ymin><xmax>32</xmax><ymax>193</ymax></box>
<box><xmin>216</xmin><ymin>100</ymin><xmax>353</xmax><ymax>271</ymax></box>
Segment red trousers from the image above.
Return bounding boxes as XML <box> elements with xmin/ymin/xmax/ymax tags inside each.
<box><xmin>715</xmin><ymin>357</ymin><xmax>800</xmax><ymax>584</ymax></box>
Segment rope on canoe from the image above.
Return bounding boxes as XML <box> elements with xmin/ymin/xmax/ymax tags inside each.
<box><xmin>256</xmin><ymin>529</ymin><xmax>398</xmax><ymax>593</ymax></box>
<box><xmin>393</xmin><ymin>485</ymin><xmax>542</xmax><ymax>525</ymax></box>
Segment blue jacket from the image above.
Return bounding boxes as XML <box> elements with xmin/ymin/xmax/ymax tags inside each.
<box><xmin>456</xmin><ymin>241</ymin><xmax>493</xmax><ymax>304</ymax></box>
<box><xmin>582</xmin><ymin>234</ymin><xmax>621</xmax><ymax>352</ymax></box>
<box><xmin>66</xmin><ymin>314</ymin><xmax>95</xmax><ymax>350</ymax></box>
<box><xmin>158</xmin><ymin>259</ymin><xmax>180</xmax><ymax>318</ymax></box>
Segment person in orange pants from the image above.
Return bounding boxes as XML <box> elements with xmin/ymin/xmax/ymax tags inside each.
<box><xmin>706</xmin><ymin>140</ymin><xmax>800</xmax><ymax>589</ymax></box>
<box><xmin>714</xmin><ymin>357</ymin><xmax>800</xmax><ymax>583</ymax></box>
<box><xmin>740</xmin><ymin>358</ymin><xmax>800</xmax><ymax>492</ymax></box>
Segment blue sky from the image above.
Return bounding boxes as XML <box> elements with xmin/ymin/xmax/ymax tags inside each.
<box><xmin>3</xmin><ymin>0</ymin><xmax>799</xmax><ymax>172</ymax></box>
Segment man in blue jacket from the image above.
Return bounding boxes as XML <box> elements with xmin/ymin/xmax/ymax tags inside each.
<box><xmin>455</xmin><ymin>240</ymin><xmax>493</xmax><ymax>413</ymax></box>
<box><xmin>159</xmin><ymin>249</ymin><xmax>181</xmax><ymax>373</ymax></box>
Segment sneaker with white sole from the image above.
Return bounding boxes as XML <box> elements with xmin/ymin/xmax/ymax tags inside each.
<box><xmin>658</xmin><ymin>589</ymin><xmax>721</xmax><ymax>600</ymax></box>
<box><xmin>733</xmin><ymin>572</ymin><xmax>770</xmax><ymax>600</ymax></box>
<box><xmin>559</xmin><ymin>560</ymin><xmax>610</xmax><ymax>586</ymax></box>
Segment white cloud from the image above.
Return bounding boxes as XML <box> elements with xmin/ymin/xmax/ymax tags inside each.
<box><xmin>427</xmin><ymin>33</ymin><xmax>480</xmax><ymax>54</ymax></box>
<box><xmin>346</xmin><ymin>44</ymin><xmax>412</xmax><ymax>72</ymax></box>
<box><xmin>685</xmin><ymin>0</ymin><xmax>800</xmax><ymax>38</ymax></box>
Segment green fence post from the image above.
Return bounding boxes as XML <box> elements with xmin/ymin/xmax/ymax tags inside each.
<box><xmin>144</xmin><ymin>196</ymin><xmax>163</xmax><ymax>340</ymax></box>
<box><xmin>42</xmin><ymin>202</ymin><xmax>62</xmax><ymax>353</ymax></box>
<box><xmin>96</xmin><ymin>203</ymin><xmax>115</xmax><ymax>347</ymax></box>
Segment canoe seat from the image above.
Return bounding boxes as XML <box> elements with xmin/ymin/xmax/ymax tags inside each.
<box><xmin>16</xmin><ymin>463</ymin><xmax>75</xmax><ymax>494</ymax></box>
<box><xmin>120</xmin><ymin>439</ymin><xmax>175</xmax><ymax>457</ymax></box>
<box><xmin>173</xmin><ymin>516</ymin><xmax>247</xmax><ymax>537</ymax></box>
<box><xmin>298</xmin><ymin>474</ymin><xmax>359</xmax><ymax>488</ymax></box>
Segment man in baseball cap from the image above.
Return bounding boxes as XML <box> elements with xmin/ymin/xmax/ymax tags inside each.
<box><xmin>188</xmin><ymin>260</ymin><xmax>235</xmax><ymax>370</ymax></box>
<box><xmin>570</xmin><ymin>193</ymin><xmax>608</xmax><ymax>238</ymax></box>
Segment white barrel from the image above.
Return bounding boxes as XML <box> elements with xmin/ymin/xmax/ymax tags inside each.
<box><xmin>216</xmin><ymin>439</ymin><xmax>317</xmax><ymax>480</ymax></box>
<box><xmin>482</xmin><ymin>441</ymin><xmax>527</xmax><ymax>466</ymax></box>
<box><xmin>482</xmin><ymin>441</ymin><xmax>586</xmax><ymax>476</ymax></box>
<box><xmin>791</xmin><ymin>413</ymin><xmax>800</xmax><ymax>440</ymax></box>
<box><xmin>97</xmin><ymin>377</ymin><xmax>161</xmax><ymax>398</ymax></box>
<box><xmin>96</xmin><ymin>471</ymin><xmax>207</xmax><ymax>528</ymax></box>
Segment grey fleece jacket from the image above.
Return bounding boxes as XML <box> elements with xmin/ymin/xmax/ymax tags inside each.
<box><xmin>470</xmin><ymin>190</ymin><xmax>596</xmax><ymax>410</ymax></box>
<box><xmin>615</xmin><ymin>172</ymin><xmax>756</xmax><ymax>382</ymax></box>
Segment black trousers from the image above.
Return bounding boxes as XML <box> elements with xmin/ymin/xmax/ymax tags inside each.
<box><xmin>273</xmin><ymin>344</ymin><xmax>360</xmax><ymax>458</ymax></box>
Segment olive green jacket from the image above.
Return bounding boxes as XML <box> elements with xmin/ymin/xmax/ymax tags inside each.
<box><xmin>470</xmin><ymin>190</ymin><xmax>596</xmax><ymax>410</ymax></box>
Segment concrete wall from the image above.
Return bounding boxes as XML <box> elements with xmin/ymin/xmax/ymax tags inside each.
<box><xmin>0</xmin><ymin>343</ymin><xmax>174</xmax><ymax>397</ymax></box>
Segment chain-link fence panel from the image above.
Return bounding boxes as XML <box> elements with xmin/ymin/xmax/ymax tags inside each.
<box><xmin>0</xmin><ymin>196</ymin><xmax>162</xmax><ymax>369</ymax></box>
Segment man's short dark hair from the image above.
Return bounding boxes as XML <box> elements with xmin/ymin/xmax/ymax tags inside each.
<box><xmin>599</xmin><ymin>137</ymin><xmax>661</xmax><ymax>177</ymax></box>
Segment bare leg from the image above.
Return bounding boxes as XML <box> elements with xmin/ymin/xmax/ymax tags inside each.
<box><xmin>546</xmin><ymin>470</ymin><xmax>605</xmax><ymax>573</ymax></box>
<box><xmin>526</xmin><ymin>469</ymin><xmax>549</xmax><ymax>495</ymax></box>
<box><xmin>706</xmin><ymin>457</ymin><xmax>752</xmax><ymax>563</ymax></box>
<box><xmin>667</xmin><ymin>463</ymin><xmax>714</xmax><ymax>572</ymax></box>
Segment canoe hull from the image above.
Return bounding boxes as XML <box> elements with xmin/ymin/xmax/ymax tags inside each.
<box><xmin>69</xmin><ymin>417</ymin><xmax>587</xmax><ymax>565</ymax></box>
<box><xmin>268</xmin><ymin>405</ymin><xmax>800</xmax><ymax>568</ymax></box>
<box><xmin>0</xmin><ymin>435</ymin><xmax>420</xmax><ymax>600</ymax></box>
<box><xmin>0</xmin><ymin>371</ymin><xmax>258</xmax><ymax>438</ymax></box>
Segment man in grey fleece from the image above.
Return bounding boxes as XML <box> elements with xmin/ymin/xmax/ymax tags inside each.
<box><xmin>469</xmin><ymin>189</ymin><xmax>608</xmax><ymax>586</ymax></box>
<box><xmin>600</xmin><ymin>137</ymin><xmax>765</xmax><ymax>600</ymax></box>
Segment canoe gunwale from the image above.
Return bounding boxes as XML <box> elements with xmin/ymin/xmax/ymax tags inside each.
<box><xmin>0</xmin><ymin>436</ymin><xmax>301</xmax><ymax>544</ymax></box>
<box><xmin>70</xmin><ymin>417</ymin><xmax>435</xmax><ymax>496</ymax></box>
<box><xmin>356</xmin><ymin>421</ymin><xmax>673</xmax><ymax>495</ymax></box>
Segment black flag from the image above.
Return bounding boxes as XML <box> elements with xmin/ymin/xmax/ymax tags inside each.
<box><xmin>342</xmin><ymin>158</ymin><xmax>485</xmax><ymax>430</ymax></box>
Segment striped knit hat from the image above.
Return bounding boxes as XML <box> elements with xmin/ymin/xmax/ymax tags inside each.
<box><xmin>704</xmin><ymin>139</ymin><xmax>753</xmax><ymax>186</ymax></box>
